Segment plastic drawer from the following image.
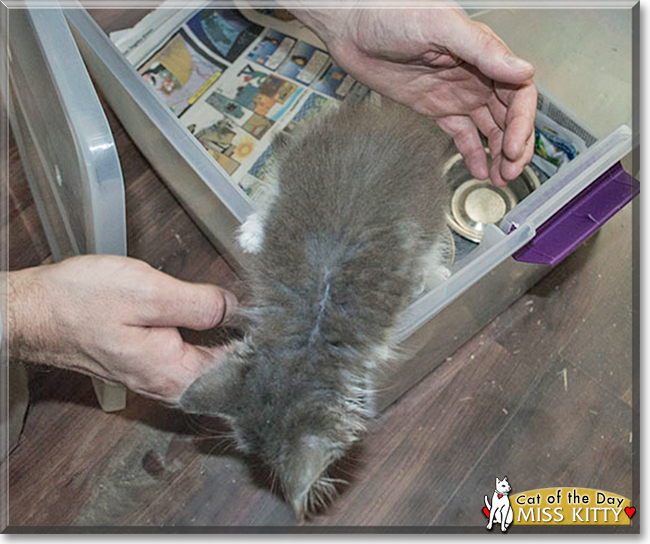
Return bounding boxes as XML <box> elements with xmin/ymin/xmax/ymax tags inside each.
<box><xmin>7</xmin><ymin>4</ymin><xmax>128</xmax><ymax>412</ymax></box>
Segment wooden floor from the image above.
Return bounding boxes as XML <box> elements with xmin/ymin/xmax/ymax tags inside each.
<box><xmin>5</xmin><ymin>9</ymin><xmax>638</xmax><ymax>531</ymax></box>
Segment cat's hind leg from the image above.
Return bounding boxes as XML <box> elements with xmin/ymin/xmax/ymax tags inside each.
<box><xmin>237</xmin><ymin>179</ymin><xmax>280</xmax><ymax>254</ymax></box>
<box><xmin>238</xmin><ymin>212</ymin><xmax>266</xmax><ymax>253</ymax></box>
<box><xmin>419</xmin><ymin>230</ymin><xmax>454</xmax><ymax>292</ymax></box>
<box><xmin>486</xmin><ymin>510</ymin><xmax>494</xmax><ymax>530</ymax></box>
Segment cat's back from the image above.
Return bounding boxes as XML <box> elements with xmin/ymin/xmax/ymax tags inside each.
<box><xmin>269</xmin><ymin>101</ymin><xmax>450</xmax><ymax>243</ymax></box>
<box><xmin>250</xmin><ymin>101</ymin><xmax>451</xmax><ymax>333</ymax></box>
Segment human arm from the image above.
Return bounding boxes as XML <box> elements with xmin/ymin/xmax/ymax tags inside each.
<box><xmin>5</xmin><ymin>255</ymin><xmax>237</xmax><ymax>403</ymax></box>
<box><xmin>291</xmin><ymin>3</ymin><xmax>538</xmax><ymax>186</ymax></box>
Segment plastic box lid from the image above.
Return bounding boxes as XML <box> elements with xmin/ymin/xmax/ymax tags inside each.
<box><xmin>8</xmin><ymin>2</ymin><xmax>126</xmax><ymax>260</ymax></box>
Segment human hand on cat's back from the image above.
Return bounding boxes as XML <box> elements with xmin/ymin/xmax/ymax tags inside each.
<box><xmin>292</xmin><ymin>2</ymin><xmax>537</xmax><ymax>186</ymax></box>
<box><xmin>6</xmin><ymin>255</ymin><xmax>237</xmax><ymax>403</ymax></box>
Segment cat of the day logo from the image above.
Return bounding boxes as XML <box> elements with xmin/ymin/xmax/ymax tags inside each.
<box><xmin>484</xmin><ymin>477</ymin><xmax>514</xmax><ymax>532</ymax></box>
<box><xmin>482</xmin><ymin>479</ymin><xmax>636</xmax><ymax>530</ymax></box>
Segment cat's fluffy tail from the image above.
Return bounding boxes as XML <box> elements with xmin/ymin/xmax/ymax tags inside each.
<box><xmin>485</xmin><ymin>496</ymin><xmax>491</xmax><ymax>509</ymax></box>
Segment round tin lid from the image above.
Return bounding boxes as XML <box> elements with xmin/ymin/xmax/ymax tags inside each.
<box><xmin>443</xmin><ymin>152</ymin><xmax>540</xmax><ymax>243</ymax></box>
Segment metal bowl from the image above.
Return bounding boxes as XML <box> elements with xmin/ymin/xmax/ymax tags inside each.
<box><xmin>443</xmin><ymin>150</ymin><xmax>540</xmax><ymax>243</ymax></box>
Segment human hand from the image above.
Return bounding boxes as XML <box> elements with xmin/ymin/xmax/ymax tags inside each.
<box><xmin>6</xmin><ymin>255</ymin><xmax>237</xmax><ymax>403</ymax></box>
<box><xmin>293</xmin><ymin>3</ymin><xmax>537</xmax><ymax>186</ymax></box>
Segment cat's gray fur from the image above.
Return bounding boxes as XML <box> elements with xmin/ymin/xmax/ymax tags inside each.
<box><xmin>180</xmin><ymin>101</ymin><xmax>451</xmax><ymax>517</ymax></box>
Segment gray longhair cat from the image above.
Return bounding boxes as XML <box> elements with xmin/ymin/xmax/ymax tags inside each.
<box><xmin>180</xmin><ymin>100</ymin><xmax>452</xmax><ymax>518</ymax></box>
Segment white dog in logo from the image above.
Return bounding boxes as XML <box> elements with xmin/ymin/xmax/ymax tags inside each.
<box><xmin>485</xmin><ymin>476</ymin><xmax>514</xmax><ymax>532</ymax></box>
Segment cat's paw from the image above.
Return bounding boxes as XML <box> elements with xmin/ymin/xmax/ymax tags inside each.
<box><xmin>420</xmin><ymin>234</ymin><xmax>453</xmax><ymax>291</ymax></box>
<box><xmin>434</xmin><ymin>265</ymin><xmax>452</xmax><ymax>282</ymax></box>
<box><xmin>424</xmin><ymin>265</ymin><xmax>452</xmax><ymax>290</ymax></box>
<box><xmin>238</xmin><ymin>213</ymin><xmax>265</xmax><ymax>253</ymax></box>
<box><xmin>414</xmin><ymin>278</ymin><xmax>427</xmax><ymax>297</ymax></box>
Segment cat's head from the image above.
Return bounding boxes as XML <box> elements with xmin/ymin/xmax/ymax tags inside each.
<box><xmin>179</xmin><ymin>340</ymin><xmax>365</xmax><ymax>517</ymax></box>
<box><xmin>496</xmin><ymin>477</ymin><xmax>511</xmax><ymax>493</ymax></box>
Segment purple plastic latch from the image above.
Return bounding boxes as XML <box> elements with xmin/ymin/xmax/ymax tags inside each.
<box><xmin>512</xmin><ymin>162</ymin><xmax>639</xmax><ymax>266</ymax></box>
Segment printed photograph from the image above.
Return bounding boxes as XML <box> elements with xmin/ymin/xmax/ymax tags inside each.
<box><xmin>184</xmin><ymin>101</ymin><xmax>259</xmax><ymax>176</ymax></box>
<box><xmin>247</xmin><ymin>143</ymin><xmax>278</xmax><ymax>184</ymax></box>
<box><xmin>286</xmin><ymin>92</ymin><xmax>337</xmax><ymax>128</ymax></box>
<box><xmin>138</xmin><ymin>31</ymin><xmax>227</xmax><ymax>115</ymax></box>
<box><xmin>206</xmin><ymin>91</ymin><xmax>275</xmax><ymax>139</ymax></box>
<box><xmin>185</xmin><ymin>8</ymin><xmax>263</xmax><ymax>63</ymax></box>
<box><xmin>277</xmin><ymin>41</ymin><xmax>330</xmax><ymax>86</ymax></box>
<box><xmin>246</xmin><ymin>29</ymin><xmax>296</xmax><ymax>71</ymax></box>
<box><xmin>237</xmin><ymin>172</ymin><xmax>275</xmax><ymax>202</ymax></box>
<box><xmin>311</xmin><ymin>61</ymin><xmax>358</xmax><ymax>99</ymax></box>
<box><xmin>215</xmin><ymin>63</ymin><xmax>304</xmax><ymax>121</ymax></box>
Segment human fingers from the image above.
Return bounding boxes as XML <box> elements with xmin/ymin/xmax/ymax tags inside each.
<box><xmin>487</xmin><ymin>93</ymin><xmax>508</xmax><ymax>131</ymax></box>
<box><xmin>121</xmin><ymin>328</ymin><xmax>231</xmax><ymax>402</ymax></box>
<box><xmin>441</xmin><ymin>16</ymin><xmax>534</xmax><ymax>85</ymax></box>
<box><xmin>501</xmin><ymin>128</ymin><xmax>536</xmax><ymax>181</ymax></box>
<box><xmin>134</xmin><ymin>271</ymin><xmax>238</xmax><ymax>330</ymax></box>
<box><xmin>497</xmin><ymin>82</ymin><xmax>538</xmax><ymax>162</ymax></box>
<box><xmin>437</xmin><ymin>115</ymin><xmax>489</xmax><ymax>180</ymax></box>
<box><xmin>471</xmin><ymin>106</ymin><xmax>507</xmax><ymax>186</ymax></box>
<box><xmin>155</xmin><ymin>343</ymin><xmax>231</xmax><ymax>403</ymax></box>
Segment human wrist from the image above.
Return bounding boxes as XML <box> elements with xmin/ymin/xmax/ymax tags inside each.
<box><xmin>7</xmin><ymin>266</ymin><xmax>56</xmax><ymax>364</ymax></box>
<box><xmin>289</xmin><ymin>7</ymin><xmax>358</xmax><ymax>50</ymax></box>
